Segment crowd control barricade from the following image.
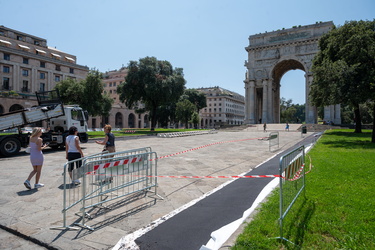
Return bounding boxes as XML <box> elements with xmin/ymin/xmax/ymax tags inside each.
<box><xmin>51</xmin><ymin>147</ymin><xmax>156</xmax><ymax>231</ymax></box>
<box><xmin>277</xmin><ymin>145</ymin><xmax>305</xmax><ymax>244</ymax></box>
<box><xmin>269</xmin><ymin>132</ymin><xmax>279</xmax><ymax>152</ymax></box>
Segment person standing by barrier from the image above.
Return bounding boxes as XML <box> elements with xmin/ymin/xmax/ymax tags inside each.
<box><xmin>65</xmin><ymin>126</ymin><xmax>84</xmax><ymax>185</ymax></box>
<box><xmin>95</xmin><ymin>124</ymin><xmax>116</xmax><ymax>154</ymax></box>
<box><xmin>285</xmin><ymin>123</ymin><xmax>289</xmax><ymax>131</ymax></box>
<box><xmin>24</xmin><ymin>127</ymin><xmax>48</xmax><ymax>189</ymax></box>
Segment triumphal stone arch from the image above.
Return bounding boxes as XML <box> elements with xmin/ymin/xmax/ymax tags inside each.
<box><xmin>244</xmin><ymin>21</ymin><xmax>341</xmax><ymax>124</ymax></box>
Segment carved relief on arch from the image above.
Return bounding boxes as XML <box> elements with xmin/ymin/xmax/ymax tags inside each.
<box><xmin>255</xmin><ymin>69</ymin><xmax>270</xmax><ymax>80</ymax></box>
<box><xmin>295</xmin><ymin>43</ymin><xmax>318</xmax><ymax>54</ymax></box>
<box><xmin>281</xmin><ymin>45</ymin><xmax>295</xmax><ymax>55</ymax></box>
<box><xmin>255</xmin><ymin>59</ymin><xmax>279</xmax><ymax>67</ymax></box>
<box><xmin>296</xmin><ymin>54</ymin><xmax>315</xmax><ymax>73</ymax></box>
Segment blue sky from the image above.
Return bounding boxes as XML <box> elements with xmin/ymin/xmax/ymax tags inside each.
<box><xmin>1</xmin><ymin>0</ymin><xmax>374</xmax><ymax>104</ymax></box>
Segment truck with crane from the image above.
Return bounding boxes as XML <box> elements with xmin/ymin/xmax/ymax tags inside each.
<box><xmin>0</xmin><ymin>90</ymin><xmax>88</xmax><ymax>157</ymax></box>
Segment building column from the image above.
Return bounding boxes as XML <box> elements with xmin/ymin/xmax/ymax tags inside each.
<box><xmin>262</xmin><ymin>79</ymin><xmax>268</xmax><ymax>123</ymax></box>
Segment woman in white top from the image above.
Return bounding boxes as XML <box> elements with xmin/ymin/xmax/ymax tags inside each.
<box><xmin>65</xmin><ymin>126</ymin><xmax>84</xmax><ymax>185</ymax></box>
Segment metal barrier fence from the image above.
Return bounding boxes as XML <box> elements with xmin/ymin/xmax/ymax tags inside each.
<box><xmin>277</xmin><ymin>145</ymin><xmax>305</xmax><ymax>244</ymax></box>
<box><xmin>157</xmin><ymin>130</ymin><xmax>217</xmax><ymax>138</ymax></box>
<box><xmin>269</xmin><ymin>132</ymin><xmax>279</xmax><ymax>152</ymax></box>
<box><xmin>51</xmin><ymin>147</ymin><xmax>157</xmax><ymax>231</ymax></box>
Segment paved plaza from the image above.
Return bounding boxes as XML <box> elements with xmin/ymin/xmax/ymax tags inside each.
<box><xmin>0</xmin><ymin>124</ymin><xmax>312</xmax><ymax>249</ymax></box>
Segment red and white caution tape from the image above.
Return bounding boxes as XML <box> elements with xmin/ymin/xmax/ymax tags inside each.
<box><xmin>91</xmin><ymin>156</ymin><xmax>143</xmax><ymax>172</ymax></box>
<box><xmin>154</xmin><ymin>137</ymin><xmax>267</xmax><ymax>160</ymax></box>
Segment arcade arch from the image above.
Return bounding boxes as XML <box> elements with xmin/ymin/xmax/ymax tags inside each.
<box><xmin>128</xmin><ymin>113</ymin><xmax>135</xmax><ymax>128</ymax></box>
<box><xmin>115</xmin><ymin>112</ymin><xmax>123</xmax><ymax>128</ymax></box>
<box><xmin>9</xmin><ymin>104</ymin><xmax>24</xmax><ymax>112</ymax></box>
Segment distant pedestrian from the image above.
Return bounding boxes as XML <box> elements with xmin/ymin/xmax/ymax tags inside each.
<box><xmin>96</xmin><ymin>124</ymin><xmax>116</xmax><ymax>154</ymax></box>
<box><xmin>285</xmin><ymin>123</ymin><xmax>290</xmax><ymax>131</ymax></box>
<box><xmin>65</xmin><ymin>126</ymin><xmax>84</xmax><ymax>185</ymax></box>
<box><xmin>263</xmin><ymin>122</ymin><xmax>267</xmax><ymax>132</ymax></box>
<box><xmin>24</xmin><ymin>127</ymin><xmax>48</xmax><ymax>189</ymax></box>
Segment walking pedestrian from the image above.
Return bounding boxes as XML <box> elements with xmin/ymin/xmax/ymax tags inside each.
<box><xmin>65</xmin><ymin>126</ymin><xmax>84</xmax><ymax>185</ymax></box>
<box><xmin>263</xmin><ymin>122</ymin><xmax>267</xmax><ymax>132</ymax></box>
<box><xmin>24</xmin><ymin>127</ymin><xmax>48</xmax><ymax>189</ymax></box>
<box><xmin>285</xmin><ymin>123</ymin><xmax>290</xmax><ymax>131</ymax></box>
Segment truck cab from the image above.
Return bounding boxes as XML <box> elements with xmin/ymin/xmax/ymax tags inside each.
<box><xmin>46</xmin><ymin>105</ymin><xmax>89</xmax><ymax>148</ymax></box>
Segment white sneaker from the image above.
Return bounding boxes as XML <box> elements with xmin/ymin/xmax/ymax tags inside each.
<box><xmin>24</xmin><ymin>180</ymin><xmax>31</xmax><ymax>190</ymax></box>
<box><xmin>34</xmin><ymin>183</ymin><xmax>44</xmax><ymax>189</ymax></box>
<box><xmin>73</xmin><ymin>179</ymin><xmax>81</xmax><ymax>185</ymax></box>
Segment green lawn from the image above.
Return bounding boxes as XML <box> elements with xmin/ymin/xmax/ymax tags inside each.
<box><xmin>87</xmin><ymin>128</ymin><xmax>202</xmax><ymax>139</ymax></box>
<box><xmin>233</xmin><ymin>129</ymin><xmax>375</xmax><ymax>249</ymax></box>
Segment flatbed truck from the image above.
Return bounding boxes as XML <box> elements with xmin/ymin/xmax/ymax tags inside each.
<box><xmin>0</xmin><ymin>90</ymin><xmax>88</xmax><ymax>157</ymax></box>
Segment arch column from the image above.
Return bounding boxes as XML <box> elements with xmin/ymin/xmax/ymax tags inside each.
<box><xmin>267</xmin><ymin>79</ymin><xmax>273</xmax><ymax>123</ymax></box>
<box><xmin>262</xmin><ymin>79</ymin><xmax>268</xmax><ymax>123</ymax></box>
<box><xmin>305</xmin><ymin>74</ymin><xmax>316</xmax><ymax>123</ymax></box>
<box><xmin>245</xmin><ymin>80</ymin><xmax>256</xmax><ymax>124</ymax></box>
<box><xmin>334</xmin><ymin>104</ymin><xmax>341</xmax><ymax>124</ymax></box>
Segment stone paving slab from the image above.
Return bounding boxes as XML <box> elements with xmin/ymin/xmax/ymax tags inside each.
<box><xmin>0</xmin><ymin>129</ymin><xmax>312</xmax><ymax>249</ymax></box>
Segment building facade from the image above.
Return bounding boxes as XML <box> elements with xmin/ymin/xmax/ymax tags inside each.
<box><xmin>0</xmin><ymin>25</ymin><xmax>89</xmax><ymax>114</ymax></box>
<box><xmin>89</xmin><ymin>67</ymin><xmax>150</xmax><ymax>129</ymax></box>
<box><xmin>197</xmin><ymin>87</ymin><xmax>245</xmax><ymax>128</ymax></box>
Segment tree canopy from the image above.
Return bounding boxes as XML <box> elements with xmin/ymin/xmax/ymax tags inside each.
<box><xmin>117</xmin><ymin>57</ymin><xmax>186</xmax><ymax>131</ymax></box>
<box><xmin>182</xmin><ymin>89</ymin><xmax>207</xmax><ymax>112</ymax></box>
<box><xmin>55</xmin><ymin>69</ymin><xmax>113</xmax><ymax>117</ymax></box>
<box><xmin>310</xmin><ymin>20</ymin><xmax>375</xmax><ymax>141</ymax></box>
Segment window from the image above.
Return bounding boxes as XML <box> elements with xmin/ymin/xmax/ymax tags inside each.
<box><xmin>109</xmin><ymin>82</ymin><xmax>112</xmax><ymax>87</ymax></box>
<box><xmin>69</xmin><ymin>68</ymin><xmax>74</xmax><ymax>74</ymax></box>
<box><xmin>55</xmin><ymin>65</ymin><xmax>61</xmax><ymax>71</ymax></box>
<box><xmin>2</xmin><ymin>77</ymin><xmax>10</xmax><ymax>90</ymax></box>
<box><xmin>22</xmin><ymin>69</ymin><xmax>29</xmax><ymax>76</ymax></box>
<box><xmin>22</xmin><ymin>80</ymin><xmax>28</xmax><ymax>92</ymax></box>
<box><xmin>71</xmin><ymin>109</ymin><xmax>84</xmax><ymax>121</ymax></box>
<box><xmin>17</xmin><ymin>35</ymin><xmax>23</xmax><ymax>41</ymax></box>
<box><xmin>34</xmin><ymin>41</ymin><xmax>40</xmax><ymax>46</ymax></box>
<box><xmin>3</xmin><ymin>53</ymin><xmax>10</xmax><ymax>60</ymax></box>
<box><xmin>23</xmin><ymin>58</ymin><xmax>29</xmax><ymax>64</ymax></box>
<box><xmin>40</xmin><ymin>61</ymin><xmax>45</xmax><ymax>68</ymax></box>
<box><xmin>39</xmin><ymin>83</ymin><xmax>45</xmax><ymax>92</ymax></box>
<box><xmin>40</xmin><ymin>72</ymin><xmax>45</xmax><ymax>79</ymax></box>
<box><xmin>55</xmin><ymin>75</ymin><xmax>61</xmax><ymax>82</ymax></box>
<box><xmin>113</xmin><ymin>82</ymin><xmax>116</xmax><ymax>86</ymax></box>
<box><xmin>3</xmin><ymin>66</ymin><xmax>10</xmax><ymax>73</ymax></box>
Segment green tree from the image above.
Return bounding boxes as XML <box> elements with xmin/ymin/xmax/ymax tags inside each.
<box><xmin>176</xmin><ymin>99</ymin><xmax>196</xmax><ymax>128</ymax></box>
<box><xmin>190</xmin><ymin>111</ymin><xmax>200</xmax><ymax>129</ymax></box>
<box><xmin>55</xmin><ymin>69</ymin><xmax>113</xmax><ymax>117</ymax></box>
<box><xmin>183</xmin><ymin>89</ymin><xmax>207</xmax><ymax>112</ymax></box>
<box><xmin>310</xmin><ymin>20</ymin><xmax>375</xmax><ymax>142</ymax></box>
<box><xmin>280</xmin><ymin>98</ymin><xmax>305</xmax><ymax>123</ymax></box>
<box><xmin>55</xmin><ymin>78</ymin><xmax>84</xmax><ymax>105</ymax></box>
<box><xmin>117</xmin><ymin>57</ymin><xmax>186</xmax><ymax>131</ymax></box>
